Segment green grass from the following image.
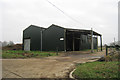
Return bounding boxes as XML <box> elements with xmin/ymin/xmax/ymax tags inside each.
<box><xmin>73</xmin><ymin>61</ymin><xmax>119</xmax><ymax>78</ymax></box>
<box><xmin>2</xmin><ymin>50</ymin><xmax>57</xmax><ymax>59</ymax></box>
<box><xmin>2</xmin><ymin>52</ymin><xmax>25</xmax><ymax>58</ymax></box>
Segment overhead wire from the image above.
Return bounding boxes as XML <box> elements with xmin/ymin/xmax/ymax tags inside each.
<box><xmin>45</xmin><ymin>0</ymin><xmax>87</xmax><ymax>27</ymax></box>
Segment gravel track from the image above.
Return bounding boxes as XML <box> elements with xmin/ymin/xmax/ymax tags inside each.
<box><xmin>2</xmin><ymin>50</ymin><xmax>105</xmax><ymax>78</ymax></box>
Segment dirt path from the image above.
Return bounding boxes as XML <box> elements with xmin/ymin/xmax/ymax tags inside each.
<box><xmin>2</xmin><ymin>50</ymin><xmax>105</xmax><ymax>78</ymax></box>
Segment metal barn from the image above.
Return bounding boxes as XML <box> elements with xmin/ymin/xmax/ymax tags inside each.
<box><xmin>23</xmin><ymin>25</ymin><xmax>46</xmax><ymax>51</ymax></box>
<box><xmin>23</xmin><ymin>24</ymin><xmax>102</xmax><ymax>52</ymax></box>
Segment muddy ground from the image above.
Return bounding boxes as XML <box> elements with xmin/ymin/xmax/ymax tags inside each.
<box><xmin>2</xmin><ymin>50</ymin><xmax>105</xmax><ymax>78</ymax></box>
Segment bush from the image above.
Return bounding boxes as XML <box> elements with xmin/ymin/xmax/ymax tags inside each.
<box><xmin>105</xmin><ymin>55</ymin><xmax>112</xmax><ymax>62</ymax></box>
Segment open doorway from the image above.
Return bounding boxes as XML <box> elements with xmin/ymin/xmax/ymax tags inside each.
<box><xmin>66</xmin><ymin>31</ymin><xmax>80</xmax><ymax>51</ymax></box>
<box><xmin>66</xmin><ymin>34</ymin><xmax>73</xmax><ymax>51</ymax></box>
<box><xmin>74</xmin><ymin>38</ymin><xmax>80</xmax><ymax>51</ymax></box>
<box><xmin>24</xmin><ymin>38</ymin><xmax>31</xmax><ymax>51</ymax></box>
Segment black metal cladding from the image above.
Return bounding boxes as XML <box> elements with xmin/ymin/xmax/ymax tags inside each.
<box><xmin>79</xmin><ymin>35</ymin><xmax>91</xmax><ymax>50</ymax></box>
<box><xmin>23</xmin><ymin>25</ymin><xmax>45</xmax><ymax>51</ymax></box>
<box><xmin>93</xmin><ymin>37</ymin><xmax>97</xmax><ymax>49</ymax></box>
<box><xmin>23</xmin><ymin>24</ymin><xmax>100</xmax><ymax>51</ymax></box>
<box><xmin>43</xmin><ymin>25</ymin><xmax>64</xmax><ymax>51</ymax></box>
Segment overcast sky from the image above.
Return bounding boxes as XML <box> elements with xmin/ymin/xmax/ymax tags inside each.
<box><xmin>0</xmin><ymin>0</ymin><xmax>119</xmax><ymax>45</ymax></box>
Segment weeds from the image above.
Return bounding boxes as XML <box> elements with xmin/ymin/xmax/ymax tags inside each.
<box><xmin>73</xmin><ymin>61</ymin><xmax>119</xmax><ymax>78</ymax></box>
<box><xmin>2</xmin><ymin>50</ymin><xmax>57</xmax><ymax>58</ymax></box>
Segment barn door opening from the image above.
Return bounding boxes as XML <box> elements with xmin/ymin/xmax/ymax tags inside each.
<box><xmin>74</xmin><ymin>38</ymin><xmax>80</xmax><ymax>51</ymax></box>
<box><xmin>66</xmin><ymin>33</ymin><xmax>73</xmax><ymax>51</ymax></box>
<box><xmin>24</xmin><ymin>39</ymin><xmax>30</xmax><ymax>51</ymax></box>
<box><xmin>66</xmin><ymin>31</ymin><xmax>80</xmax><ymax>51</ymax></box>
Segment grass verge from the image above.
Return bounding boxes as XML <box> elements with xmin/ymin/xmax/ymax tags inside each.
<box><xmin>1</xmin><ymin>50</ymin><xmax>57</xmax><ymax>59</ymax></box>
<box><xmin>73</xmin><ymin>61</ymin><xmax>119</xmax><ymax>78</ymax></box>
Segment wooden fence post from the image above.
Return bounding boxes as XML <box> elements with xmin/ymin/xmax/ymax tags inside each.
<box><xmin>106</xmin><ymin>46</ymin><xmax>108</xmax><ymax>56</ymax></box>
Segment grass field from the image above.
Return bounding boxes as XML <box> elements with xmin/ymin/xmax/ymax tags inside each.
<box><xmin>73</xmin><ymin>61</ymin><xmax>119</xmax><ymax>78</ymax></box>
<box><xmin>1</xmin><ymin>50</ymin><xmax>57</xmax><ymax>58</ymax></box>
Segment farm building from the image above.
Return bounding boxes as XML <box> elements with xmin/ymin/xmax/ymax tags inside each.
<box><xmin>23</xmin><ymin>24</ymin><xmax>102</xmax><ymax>52</ymax></box>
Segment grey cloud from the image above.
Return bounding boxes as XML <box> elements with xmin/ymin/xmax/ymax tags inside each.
<box><xmin>1</xmin><ymin>0</ymin><xmax>119</xmax><ymax>45</ymax></box>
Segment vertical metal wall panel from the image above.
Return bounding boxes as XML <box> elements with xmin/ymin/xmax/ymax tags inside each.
<box><xmin>93</xmin><ymin>37</ymin><xmax>97</xmax><ymax>49</ymax></box>
<box><xmin>79</xmin><ymin>35</ymin><xmax>97</xmax><ymax>50</ymax></box>
<box><xmin>43</xmin><ymin>25</ymin><xmax>64</xmax><ymax>51</ymax></box>
<box><xmin>80</xmin><ymin>35</ymin><xmax>88</xmax><ymax>50</ymax></box>
<box><xmin>23</xmin><ymin>25</ymin><xmax>44</xmax><ymax>51</ymax></box>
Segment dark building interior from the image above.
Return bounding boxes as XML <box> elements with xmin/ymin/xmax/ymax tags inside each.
<box><xmin>65</xmin><ymin>29</ymin><xmax>97</xmax><ymax>51</ymax></box>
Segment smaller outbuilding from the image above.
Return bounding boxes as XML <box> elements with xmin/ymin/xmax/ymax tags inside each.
<box><xmin>23</xmin><ymin>24</ymin><xmax>102</xmax><ymax>52</ymax></box>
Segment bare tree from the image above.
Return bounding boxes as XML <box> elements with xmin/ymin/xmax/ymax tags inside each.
<box><xmin>118</xmin><ymin>41</ymin><xmax>120</xmax><ymax>46</ymax></box>
<box><xmin>109</xmin><ymin>41</ymin><xmax>120</xmax><ymax>46</ymax></box>
<box><xmin>8</xmin><ymin>41</ymin><xmax>14</xmax><ymax>46</ymax></box>
<box><xmin>0</xmin><ymin>41</ymin><xmax>2</xmax><ymax>47</ymax></box>
<box><xmin>110</xmin><ymin>42</ymin><xmax>115</xmax><ymax>46</ymax></box>
<box><xmin>2</xmin><ymin>41</ymin><xmax>8</xmax><ymax>47</ymax></box>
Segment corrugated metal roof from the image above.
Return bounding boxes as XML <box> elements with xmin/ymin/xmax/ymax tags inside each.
<box><xmin>51</xmin><ymin>24</ymin><xmax>101</xmax><ymax>36</ymax></box>
<box><xmin>24</xmin><ymin>24</ymin><xmax>101</xmax><ymax>36</ymax></box>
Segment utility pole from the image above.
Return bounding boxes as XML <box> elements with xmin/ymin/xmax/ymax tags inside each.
<box><xmin>97</xmin><ymin>36</ymin><xmax>98</xmax><ymax>52</ymax></box>
<box><xmin>114</xmin><ymin>37</ymin><xmax>115</xmax><ymax>46</ymax></box>
<box><xmin>73</xmin><ymin>33</ymin><xmax>75</xmax><ymax>51</ymax></box>
<box><xmin>91</xmin><ymin>28</ymin><xmax>94</xmax><ymax>53</ymax></box>
<box><xmin>100</xmin><ymin>35</ymin><xmax>102</xmax><ymax>51</ymax></box>
<box><xmin>41</xmin><ymin>30</ymin><xmax>42</xmax><ymax>52</ymax></box>
<box><xmin>64</xmin><ymin>29</ymin><xmax>66</xmax><ymax>52</ymax></box>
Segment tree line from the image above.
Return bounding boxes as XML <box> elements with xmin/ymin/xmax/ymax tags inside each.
<box><xmin>0</xmin><ymin>41</ymin><xmax>14</xmax><ymax>47</ymax></box>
